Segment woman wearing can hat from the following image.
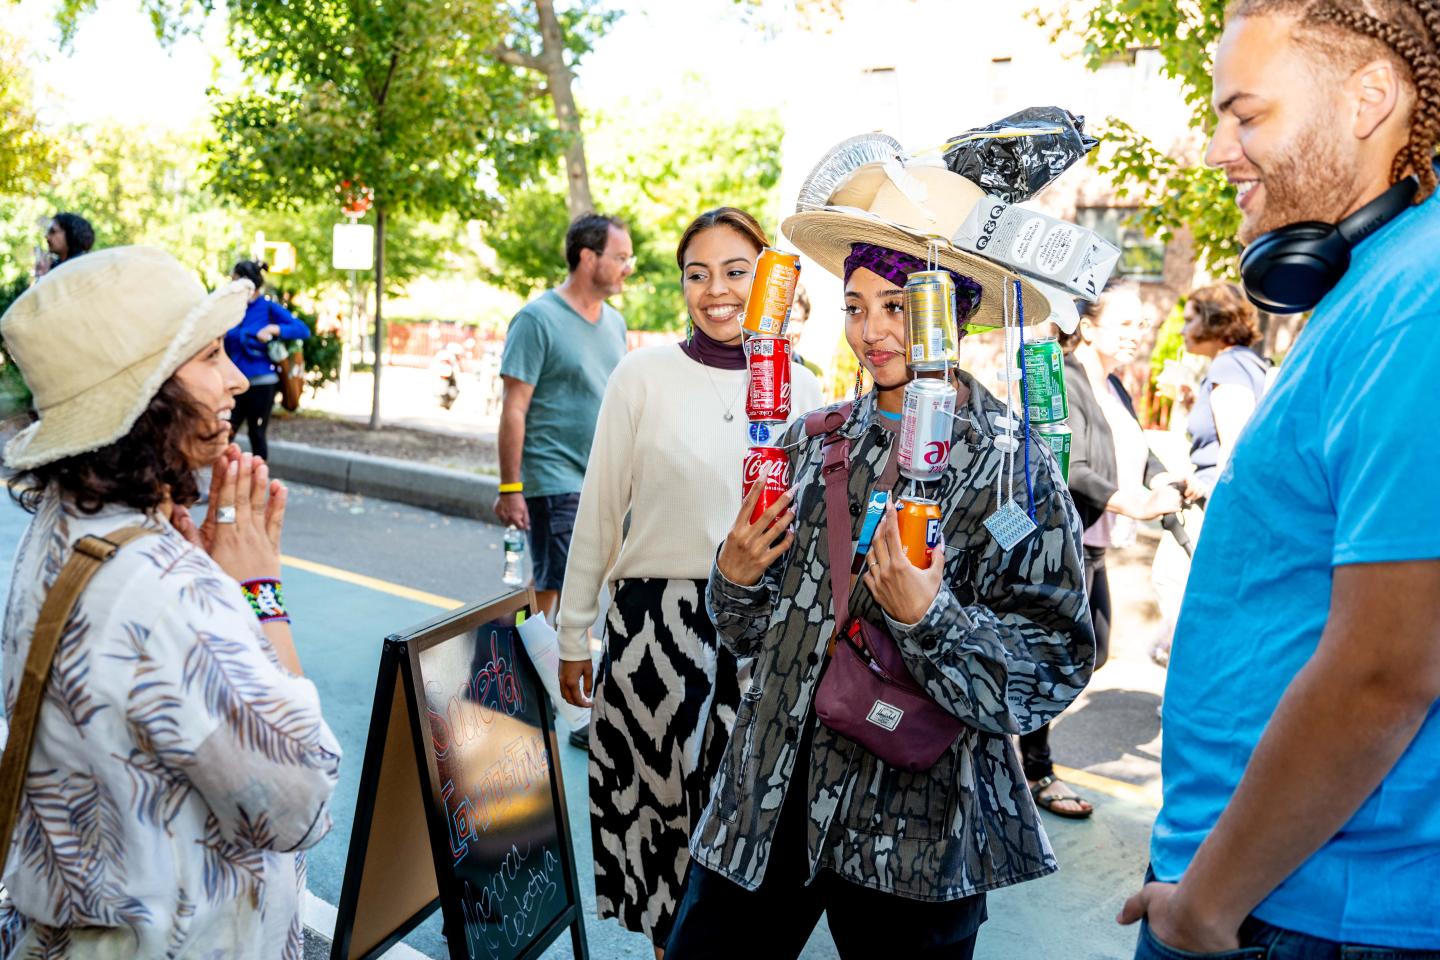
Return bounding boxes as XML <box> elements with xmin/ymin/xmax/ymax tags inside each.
<box><xmin>0</xmin><ymin>247</ymin><xmax>341</xmax><ymax>958</ymax></box>
<box><xmin>556</xmin><ymin>207</ymin><xmax>822</xmax><ymax>956</ymax></box>
<box><xmin>665</xmin><ymin>141</ymin><xmax>1095</xmax><ymax>957</ymax></box>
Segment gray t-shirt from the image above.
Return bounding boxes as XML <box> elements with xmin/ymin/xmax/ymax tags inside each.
<box><xmin>500</xmin><ymin>289</ymin><xmax>627</xmax><ymax>497</ymax></box>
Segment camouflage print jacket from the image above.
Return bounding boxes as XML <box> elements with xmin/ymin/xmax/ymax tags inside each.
<box><xmin>695</xmin><ymin>372</ymin><xmax>1095</xmax><ymax>901</ymax></box>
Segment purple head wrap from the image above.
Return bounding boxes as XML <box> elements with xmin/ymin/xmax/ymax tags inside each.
<box><xmin>843</xmin><ymin>242</ymin><xmax>983</xmax><ymax>320</ymax></box>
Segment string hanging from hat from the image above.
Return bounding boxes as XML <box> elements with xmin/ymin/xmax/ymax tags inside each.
<box><xmin>996</xmin><ymin>293</ymin><xmax>1020</xmax><ymax>511</ymax></box>
<box><xmin>1015</xmin><ymin>279</ymin><xmax>1037</xmax><ymax>523</ymax></box>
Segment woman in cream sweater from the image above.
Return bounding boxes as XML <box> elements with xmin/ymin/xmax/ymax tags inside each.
<box><xmin>557</xmin><ymin>207</ymin><xmax>822</xmax><ymax>956</ymax></box>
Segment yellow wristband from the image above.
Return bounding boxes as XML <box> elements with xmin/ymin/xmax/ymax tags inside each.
<box><xmin>498</xmin><ymin>482</ymin><xmax>524</xmax><ymax>494</ymax></box>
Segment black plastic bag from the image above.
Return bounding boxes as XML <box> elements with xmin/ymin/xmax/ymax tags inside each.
<box><xmin>942</xmin><ymin>106</ymin><xmax>1099</xmax><ymax>203</ymax></box>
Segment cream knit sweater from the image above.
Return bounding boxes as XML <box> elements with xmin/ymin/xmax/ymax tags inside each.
<box><xmin>556</xmin><ymin>344</ymin><xmax>824</xmax><ymax>660</ymax></box>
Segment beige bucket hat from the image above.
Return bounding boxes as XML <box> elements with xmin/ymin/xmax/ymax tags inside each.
<box><xmin>1</xmin><ymin>246</ymin><xmax>252</xmax><ymax>470</ymax></box>
<box><xmin>783</xmin><ymin>138</ymin><xmax>1052</xmax><ymax>330</ymax></box>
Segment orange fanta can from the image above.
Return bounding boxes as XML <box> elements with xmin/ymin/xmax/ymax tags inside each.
<box><xmin>743</xmin><ymin>247</ymin><xmax>801</xmax><ymax>337</ymax></box>
<box><xmin>896</xmin><ymin>497</ymin><xmax>942</xmax><ymax>569</ymax></box>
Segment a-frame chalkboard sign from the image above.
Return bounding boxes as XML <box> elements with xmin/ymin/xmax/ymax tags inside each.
<box><xmin>331</xmin><ymin>588</ymin><xmax>589</xmax><ymax>960</ymax></box>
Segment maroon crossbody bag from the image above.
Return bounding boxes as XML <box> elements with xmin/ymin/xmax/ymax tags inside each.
<box><xmin>805</xmin><ymin>406</ymin><xmax>963</xmax><ymax>772</ymax></box>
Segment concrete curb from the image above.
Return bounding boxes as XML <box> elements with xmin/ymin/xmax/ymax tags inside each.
<box><xmin>249</xmin><ymin>438</ymin><xmax>501</xmax><ymax>524</ymax></box>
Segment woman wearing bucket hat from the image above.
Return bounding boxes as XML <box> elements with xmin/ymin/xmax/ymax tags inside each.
<box><xmin>0</xmin><ymin>247</ymin><xmax>341</xmax><ymax>958</ymax></box>
<box><xmin>665</xmin><ymin>138</ymin><xmax>1096</xmax><ymax>958</ymax></box>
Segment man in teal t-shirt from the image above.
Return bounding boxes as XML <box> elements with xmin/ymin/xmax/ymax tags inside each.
<box><xmin>1120</xmin><ymin>4</ymin><xmax>1440</xmax><ymax>957</ymax></box>
<box><xmin>496</xmin><ymin>214</ymin><xmax>631</xmax><ymax>641</ymax></box>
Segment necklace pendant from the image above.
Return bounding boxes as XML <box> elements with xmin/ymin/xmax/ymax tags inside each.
<box><xmin>723</xmin><ymin>412</ymin><xmax>734</xmax><ymax>422</ymax></box>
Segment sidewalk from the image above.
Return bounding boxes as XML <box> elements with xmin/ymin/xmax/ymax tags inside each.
<box><xmin>258</xmin><ymin>364</ymin><xmax>505</xmax><ymax>521</ymax></box>
<box><xmin>303</xmin><ymin>363</ymin><xmax>502</xmax><ymax>438</ymax></box>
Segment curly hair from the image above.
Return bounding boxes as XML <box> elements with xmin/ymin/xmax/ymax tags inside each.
<box><xmin>1228</xmin><ymin>0</ymin><xmax>1440</xmax><ymax>200</ymax></box>
<box><xmin>1186</xmin><ymin>282</ymin><xmax>1261</xmax><ymax>347</ymax></box>
<box><xmin>51</xmin><ymin>213</ymin><xmax>95</xmax><ymax>260</ymax></box>
<box><xmin>10</xmin><ymin>378</ymin><xmax>225</xmax><ymax>515</ymax></box>
<box><xmin>675</xmin><ymin>207</ymin><xmax>769</xmax><ymax>270</ymax></box>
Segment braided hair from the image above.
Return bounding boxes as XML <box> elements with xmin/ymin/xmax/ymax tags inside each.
<box><xmin>1228</xmin><ymin>0</ymin><xmax>1440</xmax><ymax>200</ymax></box>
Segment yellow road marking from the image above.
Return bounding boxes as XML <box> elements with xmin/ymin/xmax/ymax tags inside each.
<box><xmin>280</xmin><ymin>555</ymin><xmax>463</xmax><ymax>610</ymax></box>
<box><xmin>1054</xmin><ymin>764</ymin><xmax>1162</xmax><ymax>809</ymax></box>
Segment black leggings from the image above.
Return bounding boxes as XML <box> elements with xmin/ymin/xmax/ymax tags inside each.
<box><xmin>1019</xmin><ymin>545</ymin><xmax>1110</xmax><ymax>783</ymax></box>
<box><xmin>232</xmin><ymin>381</ymin><xmax>278</xmax><ymax>460</ymax></box>
<box><xmin>666</xmin><ymin>717</ymin><xmax>986</xmax><ymax>959</ymax></box>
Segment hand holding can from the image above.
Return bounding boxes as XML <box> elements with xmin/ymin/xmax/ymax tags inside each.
<box><xmin>718</xmin><ymin>460</ymin><xmax>796</xmax><ymax>587</ymax></box>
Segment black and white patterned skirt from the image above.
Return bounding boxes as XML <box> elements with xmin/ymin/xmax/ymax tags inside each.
<box><xmin>589</xmin><ymin>577</ymin><xmax>742</xmax><ymax>947</ymax></box>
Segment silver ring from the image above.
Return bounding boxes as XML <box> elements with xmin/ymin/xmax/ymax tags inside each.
<box><xmin>216</xmin><ymin>506</ymin><xmax>237</xmax><ymax>524</ymax></box>
<box><xmin>868</xmin><ymin>558</ymin><xmax>880</xmax><ymax>570</ymax></box>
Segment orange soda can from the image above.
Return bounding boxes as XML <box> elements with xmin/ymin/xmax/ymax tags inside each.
<box><xmin>743</xmin><ymin>247</ymin><xmax>801</xmax><ymax>337</ymax></box>
<box><xmin>896</xmin><ymin>497</ymin><xmax>942</xmax><ymax>568</ymax></box>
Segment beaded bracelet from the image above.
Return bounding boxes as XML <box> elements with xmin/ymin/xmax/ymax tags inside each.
<box><xmin>240</xmin><ymin>578</ymin><xmax>290</xmax><ymax>623</ymax></box>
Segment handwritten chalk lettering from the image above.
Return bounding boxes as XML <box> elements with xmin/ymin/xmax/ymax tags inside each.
<box><xmin>425</xmin><ymin>631</ymin><xmax>528</xmax><ymax>758</ymax></box>
<box><xmin>442</xmin><ymin>733</ymin><xmax>551</xmax><ymax>866</ymax></box>
<box><xmin>461</xmin><ymin>844</ymin><xmax>562</xmax><ymax>958</ymax></box>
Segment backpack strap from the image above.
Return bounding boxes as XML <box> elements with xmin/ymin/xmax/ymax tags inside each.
<box><xmin>0</xmin><ymin>526</ymin><xmax>158</xmax><ymax>870</ymax></box>
<box><xmin>804</xmin><ymin>402</ymin><xmax>853</xmax><ymax>438</ymax></box>
<box><xmin>804</xmin><ymin>403</ymin><xmax>862</xmax><ymax>634</ymax></box>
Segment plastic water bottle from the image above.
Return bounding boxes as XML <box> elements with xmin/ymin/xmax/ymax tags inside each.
<box><xmin>502</xmin><ymin>525</ymin><xmax>526</xmax><ymax>587</ymax></box>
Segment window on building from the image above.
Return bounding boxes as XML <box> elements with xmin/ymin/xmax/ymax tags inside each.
<box><xmin>1075</xmin><ymin>207</ymin><xmax>1167</xmax><ymax>282</ymax></box>
<box><xmin>859</xmin><ymin>66</ymin><xmax>900</xmax><ymax>133</ymax></box>
<box><xmin>989</xmin><ymin>57</ymin><xmax>1012</xmax><ymax>109</ymax></box>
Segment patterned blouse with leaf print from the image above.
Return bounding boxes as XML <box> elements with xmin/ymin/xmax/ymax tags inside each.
<box><xmin>0</xmin><ymin>494</ymin><xmax>342</xmax><ymax>959</ymax></box>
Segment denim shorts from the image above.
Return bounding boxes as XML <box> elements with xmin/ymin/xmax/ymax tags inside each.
<box><xmin>525</xmin><ymin>492</ymin><xmax>580</xmax><ymax>591</ymax></box>
<box><xmin>1135</xmin><ymin>916</ymin><xmax>1440</xmax><ymax>960</ymax></box>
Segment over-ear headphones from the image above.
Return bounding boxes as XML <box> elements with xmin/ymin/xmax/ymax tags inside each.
<box><xmin>1240</xmin><ymin>173</ymin><xmax>1420</xmax><ymax>314</ymax></box>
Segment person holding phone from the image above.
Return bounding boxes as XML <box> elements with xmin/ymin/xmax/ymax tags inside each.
<box><xmin>32</xmin><ymin>212</ymin><xmax>95</xmax><ymax>280</ymax></box>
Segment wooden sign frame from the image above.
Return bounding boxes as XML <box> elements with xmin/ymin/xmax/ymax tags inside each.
<box><xmin>331</xmin><ymin>589</ymin><xmax>589</xmax><ymax>960</ymax></box>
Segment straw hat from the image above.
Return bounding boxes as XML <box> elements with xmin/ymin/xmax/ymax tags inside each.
<box><xmin>1</xmin><ymin>246</ymin><xmax>252</xmax><ymax>470</ymax></box>
<box><xmin>782</xmin><ymin>137</ymin><xmax>1052</xmax><ymax>330</ymax></box>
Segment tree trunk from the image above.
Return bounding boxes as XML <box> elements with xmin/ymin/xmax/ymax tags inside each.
<box><xmin>535</xmin><ymin>0</ymin><xmax>593</xmax><ymax>219</ymax></box>
<box><xmin>368</xmin><ymin>205</ymin><xmax>386</xmax><ymax>430</ymax></box>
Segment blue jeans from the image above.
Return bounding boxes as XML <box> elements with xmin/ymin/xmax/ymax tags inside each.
<box><xmin>1135</xmin><ymin>916</ymin><xmax>1440</xmax><ymax>960</ymax></box>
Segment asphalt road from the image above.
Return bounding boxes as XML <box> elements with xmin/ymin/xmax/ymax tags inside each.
<box><xmin>0</xmin><ymin>482</ymin><xmax>1164</xmax><ymax>960</ymax></box>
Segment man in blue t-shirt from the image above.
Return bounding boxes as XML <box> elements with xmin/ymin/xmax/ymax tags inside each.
<box><xmin>495</xmin><ymin>214</ymin><xmax>631</xmax><ymax>637</ymax></box>
<box><xmin>1120</xmin><ymin>2</ymin><xmax>1440</xmax><ymax>956</ymax></box>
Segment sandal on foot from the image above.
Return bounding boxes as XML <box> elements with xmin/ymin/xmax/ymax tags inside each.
<box><xmin>1030</xmin><ymin>774</ymin><xmax>1095</xmax><ymax>820</ymax></box>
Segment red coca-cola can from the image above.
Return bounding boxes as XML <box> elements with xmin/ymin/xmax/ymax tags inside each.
<box><xmin>744</xmin><ymin>336</ymin><xmax>792</xmax><ymax>423</ymax></box>
<box><xmin>742</xmin><ymin>445</ymin><xmax>790</xmax><ymax>524</ymax></box>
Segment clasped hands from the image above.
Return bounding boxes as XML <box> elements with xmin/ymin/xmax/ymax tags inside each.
<box><xmin>170</xmin><ymin>443</ymin><xmax>287</xmax><ymax>584</ymax></box>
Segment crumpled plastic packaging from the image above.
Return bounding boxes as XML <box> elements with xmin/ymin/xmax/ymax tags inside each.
<box><xmin>942</xmin><ymin>107</ymin><xmax>1099</xmax><ymax>204</ymax></box>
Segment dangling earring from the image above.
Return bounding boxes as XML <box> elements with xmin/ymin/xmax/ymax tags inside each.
<box><xmin>852</xmin><ymin>367</ymin><xmax>864</xmax><ymax>403</ymax></box>
<box><xmin>686</xmin><ymin>314</ymin><xmax>694</xmax><ymax>344</ymax></box>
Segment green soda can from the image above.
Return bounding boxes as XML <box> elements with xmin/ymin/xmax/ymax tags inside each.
<box><xmin>1020</xmin><ymin>336</ymin><xmax>1068</xmax><ymax>424</ymax></box>
<box><xmin>1037</xmin><ymin>422</ymin><xmax>1072</xmax><ymax>481</ymax></box>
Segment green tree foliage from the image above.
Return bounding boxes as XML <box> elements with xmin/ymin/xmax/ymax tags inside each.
<box><xmin>0</xmin><ymin>26</ymin><xmax>60</xmax><ymax>199</ymax></box>
<box><xmin>49</xmin><ymin>0</ymin><xmax>214</xmax><ymax>47</ymax></box>
<box><xmin>207</xmin><ymin>0</ymin><xmax>562</xmax><ymax>427</ymax></box>
<box><xmin>1034</xmin><ymin>0</ymin><xmax>1241</xmax><ymax>277</ymax></box>
<box><xmin>482</xmin><ymin>101</ymin><xmax>785</xmax><ymax>331</ymax></box>
<box><xmin>0</xmin><ymin>123</ymin><xmax>240</xmax><ymax>285</ymax></box>
<box><xmin>489</xmin><ymin>0</ymin><xmax>620</xmax><ymax>217</ymax></box>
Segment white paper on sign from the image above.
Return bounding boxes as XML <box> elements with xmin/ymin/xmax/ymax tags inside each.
<box><xmin>517</xmin><ymin>612</ymin><xmax>592</xmax><ymax>732</ymax></box>
<box><xmin>985</xmin><ymin>500</ymin><xmax>1037</xmax><ymax>550</ymax></box>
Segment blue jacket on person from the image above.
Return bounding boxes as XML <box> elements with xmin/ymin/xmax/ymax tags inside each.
<box><xmin>224</xmin><ymin>297</ymin><xmax>310</xmax><ymax>383</ymax></box>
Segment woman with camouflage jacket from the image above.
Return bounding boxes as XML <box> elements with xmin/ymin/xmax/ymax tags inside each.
<box><xmin>665</xmin><ymin>146</ymin><xmax>1096</xmax><ymax>959</ymax></box>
